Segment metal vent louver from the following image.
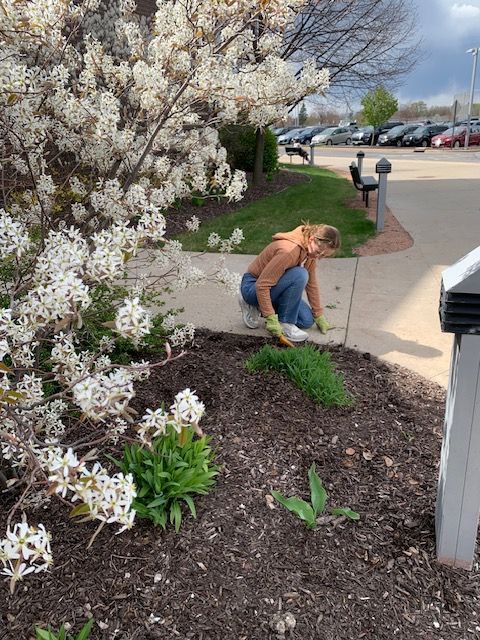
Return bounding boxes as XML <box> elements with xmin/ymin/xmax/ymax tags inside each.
<box><xmin>440</xmin><ymin>246</ymin><xmax>480</xmax><ymax>335</ymax></box>
<box><xmin>439</xmin><ymin>283</ymin><xmax>480</xmax><ymax>334</ymax></box>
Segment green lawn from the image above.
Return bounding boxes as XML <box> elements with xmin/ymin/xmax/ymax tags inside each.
<box><xmin>176</xmin><ymin>164</ymin><xmax>375</xmax><ymax>258</ymax></box>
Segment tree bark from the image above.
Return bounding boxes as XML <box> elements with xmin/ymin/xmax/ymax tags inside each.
<box><xmin>253</xmin><ymin>129</ymin><xmax>265</xmax><ymax>186</ymax></box>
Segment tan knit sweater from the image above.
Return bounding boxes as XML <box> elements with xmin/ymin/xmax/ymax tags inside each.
<box><xmin>246</xmin><ymin>226</ymin><xmax>323</xmax><ymax>318</ymax></box>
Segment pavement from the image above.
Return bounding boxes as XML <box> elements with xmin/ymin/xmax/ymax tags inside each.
<box><xmin>158</xmin><ymin>148</ymin><xmax>480</xmax><ymax>389</ymax></box>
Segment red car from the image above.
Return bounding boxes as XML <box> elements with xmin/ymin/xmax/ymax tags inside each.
<box><xmin>431</xmin><ymin>125</ymin><xmax>480</xmax><ymax>148</ymax></box>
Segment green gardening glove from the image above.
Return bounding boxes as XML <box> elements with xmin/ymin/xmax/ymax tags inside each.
<box><xmin>265</xmin><ymin>314</ymin><xmax>283</xmax><ymax>337</ymax></box>
<box><xmin>315</xmin><ymin>314</ymin><xmax>334</xmax><ymax>334</ymax></box>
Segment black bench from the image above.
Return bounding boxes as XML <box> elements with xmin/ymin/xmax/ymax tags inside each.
<box><xmin>349</xmin><ymin>161</ymin><xmax>378</xmax><ymax>207</ymax></box>
<box><xmin>285</xmin><ymin>145</ymin><xmax>309</xmax><ymax>164</ymax></box>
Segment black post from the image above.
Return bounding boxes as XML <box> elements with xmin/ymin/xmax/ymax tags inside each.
<box><xmin>451</xmin><ymin>100</ymin><xmax>458</xmax><ymax>150</ymax></box>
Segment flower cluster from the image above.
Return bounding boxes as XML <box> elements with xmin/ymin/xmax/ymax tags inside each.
<box><xmin>137</xmin><ymin>388</ymin><xmax>205</xmax><ymax>445</ymax></box>
<box><xmin>72</xmin><ymin>368</ymin><xmax>135</xmax><ymax>421</ymax></box>
<box><xmin>114</xmin><ymin>297</ymin><xmax>152</xmax><ymax>344</ymax></box>
<box><xmin>171</xmin><ymin>388</ymin><xmax>205</xmax><ymax>426</ymax></box>
<box><xmin>0</xmin><ymin>521</ymin><xmax>52</xmax><ymax>593</ymax></box>
<box><xmin>168</xmin><ymin>323</ymin><xmax>196</xmax><ymax>347</ymax></box>
<box><xmin>185</xmin><ymin>215</ymin><xmax>201</xmax><ymax>232</ymax></box>
<box><xmin>207</xmin><ymin>228</ymin><xmax>245</xmax><ymax>254</ymax></box>
<box><xmin>45</xmin><ymin>448</ymin><xmax>136</xmax><ymax>534</ymax></box>
<box><xmin>0</xmin><ymin>210</ymin><xmax>31</xmax><ymax>259</ymax></box>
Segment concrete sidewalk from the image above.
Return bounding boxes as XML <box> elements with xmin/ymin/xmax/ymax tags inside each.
<box><xmin>160</xmin><ymin>152</ymin><xmax>480</xmax><ymax>389</ymax></box>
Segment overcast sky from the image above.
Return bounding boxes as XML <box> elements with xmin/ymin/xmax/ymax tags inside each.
<box><xmin>400</xmin><ymin>0</ymin><xmax>480</xmax><ymax>106</ymax></box>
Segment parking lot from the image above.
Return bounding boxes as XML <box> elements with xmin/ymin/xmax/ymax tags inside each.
<box><xmin>281</xmin><ymin>143</ymin><xmax>480</xmax><ymax>164</ymax></box>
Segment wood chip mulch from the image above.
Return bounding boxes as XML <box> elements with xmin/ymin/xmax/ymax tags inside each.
<box><xmin>1</xmin><ymin>330</ymin><xmax>479</xmax><ymax>640</ymax></box>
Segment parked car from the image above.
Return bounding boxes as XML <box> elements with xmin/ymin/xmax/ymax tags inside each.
<box><xmin>403</xmin><ymin>124</ymin><xmax>449</xmax><ymax>147</ymax></box>
<box><xmin>351</xmin><ymin>122</ymin><xmax>404</xmax><ymax>145</ymax></box>
<box><xmin>289</xmin><ymin>126</ymin><xmax>316</xmax><ymax>143</ymax></box>
<box><xmin>273</xmin><ymin>126</ymin><xmax>296</xmax><ymax>138</ymax></box>
<box><xmin>295</xmin><ymin>126</ymin><xmax>328</xmax><ymax>144</ymax></box>
<box><xmin>377</xmin><ymin>124</ymin><xmax>421</xmax><ymax>147</ymax></box>
<box><xmin>431</xmin><ymin>125</ymin><xmax>480</xmax><ymax>148</ymax></box>
<box><xmin>277</xmin><ymin>127</ymin><xmax>310</xmax><ymax>145</ymax></box>
<box><xmin>311</xmin><ymin>126</ymin><xmax>354</xmax><ymax>145</ymax></box>
<box><xmin>458</xmin><ymin>117</ymin><xmax>480</xmax><ymax>126</ymax></box>
<box><xmin>351</xmin><ymin>126</ymin><xmax>374</xmax><ymax>145</ymax></box>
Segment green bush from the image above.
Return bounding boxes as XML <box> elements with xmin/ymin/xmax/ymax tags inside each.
<box><xmin>245</xmin><ymin>344</ymin><xmax>352</xmax><ymax>408</ymax></box>
<box><xmin>219</xmin><ymin>124</ymin><xmax>278</xmax><ymax>176</ymax></box>
<box><xmin>75</xmin><ymin>283</ymin><xmax>182</xmax><ymax>364</ymax></box>
<box><xmin>114</xmin><ymin>427</ymin><xmax>219</xmax><ymax>531</ymax></box>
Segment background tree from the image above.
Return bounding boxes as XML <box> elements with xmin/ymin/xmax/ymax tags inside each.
<box><xmin>361</xmin><ymin>86</ymin><xmax>398</xmax><ymax>137</ymax></box>
<box><xmin>309</xmin><ymin>104</ymin><xmax>342</xmax><ymax>125</ymax></box>
<box><xmin>298</xmin><ymin>102</ymin><xmax>308</xmax><ymax>126</ymax></box>
<box><xmin>396</xmin><ymin>100</ymin><xmax>428</xmax><ymax>122</ymax></box>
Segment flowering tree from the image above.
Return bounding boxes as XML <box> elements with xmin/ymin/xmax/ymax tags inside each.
<box><xmin>0</xmin><ymin>0</ymin><xmax>328</xmax><ymax>592</ymax></box>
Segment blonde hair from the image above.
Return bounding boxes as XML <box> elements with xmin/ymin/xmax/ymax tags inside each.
<box><xmin>301</xmin><ymin>222</ymin><xmax>341</xmax><ymax>251</ymax></box>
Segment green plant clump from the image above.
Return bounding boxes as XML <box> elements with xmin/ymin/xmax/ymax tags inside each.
<box><xmin>272</xmin><ymin>463</ymin><xmax>359</xmax><ymax>529</ymax></box>
<box><xmin>114</xmin><ymin>427</ymin><xmax>219</xmax><ymax>532</ymax></box>
<box><xmin>245</xmin><ymin>344</ymin><xmax>352</xmax><ymax>407</ymax></box>
<box><xmin>35</xmin><ymin>619</ymin><xmax>93</xmax><ymax>640</ymax></box>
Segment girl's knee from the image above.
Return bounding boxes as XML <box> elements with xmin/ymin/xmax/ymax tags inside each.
<box><xmin>297</xmin><ymin>316</ymin><xmax>314</xmax><ymax>329</ymax></box>
<box><xmin>290</xmin><ymin>266</ymin><xmax>308</xmax><ymax>284</ymax></box>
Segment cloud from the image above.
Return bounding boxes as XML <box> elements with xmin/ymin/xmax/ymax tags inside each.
<box><xmin>397</xmin><ymin>88</ymin><xmax>456</xmax><ymax>108</ymax></box>
<box><xmin>451</xmin><ymin>2</ymin><xmax>480</xmax><ymax>18</ymax></box>
<box><xmin>448</xmin><ymin>2</ymin><xmax>480</xmax><ymax>34</ymax></box>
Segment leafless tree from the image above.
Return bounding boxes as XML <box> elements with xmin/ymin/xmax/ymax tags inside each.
<box><xmin>283</xmin><ymin>0</ymin><xmax>422</xmax><ymax>98</ymax></box>
<box><xmin>251</xmin><ymin>0</ymin><xmax>422</xmax><ymax>183</ymax></box>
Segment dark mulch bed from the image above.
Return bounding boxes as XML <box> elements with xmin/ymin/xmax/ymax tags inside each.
<box><xmin>2</xmin><ymin>330</ymin><xmax>480</xmax><ymax>640</ymax></box>
<box><xmin>164</xmin><ymin>170</ymin><xmax>308</xmax><ymax>238</ymax></box>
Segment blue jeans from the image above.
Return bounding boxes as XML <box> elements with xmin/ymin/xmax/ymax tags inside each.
<box><xmin>241</xmin><ymin>267</ymin><xmax>314</xmax><ymax>328</ymax></box>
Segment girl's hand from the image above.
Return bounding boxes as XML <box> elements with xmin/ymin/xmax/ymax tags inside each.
<box><xmin>314</xmin><ymin>315</ymin><xmax>334</xmax><ymax>334</ymax></box>
<box><xmin>265</xmin><ymin>314</ymin><xmax>283</xmax><ymax>337</ymax></box>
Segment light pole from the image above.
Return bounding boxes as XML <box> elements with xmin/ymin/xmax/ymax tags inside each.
<box><xmin>464</xmin><ymin>47</ymin><xmax>478</xmax><ymax>149</ymax></box>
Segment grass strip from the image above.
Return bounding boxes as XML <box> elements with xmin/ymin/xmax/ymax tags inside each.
<box><xmin>176</xmin><ymin>164</ymin><xmax>375</xmax><ymax>257</ymax></box>
<box><xmin>245</xmin><ymin>344</ymin><xmax>353</xmax><ymax>408</ymax></box>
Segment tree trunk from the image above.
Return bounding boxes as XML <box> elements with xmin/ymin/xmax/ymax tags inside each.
<box><xmin>253</xmin><ymin>129</ymin><xmax>265</xmax><ymax>185</ymax></box>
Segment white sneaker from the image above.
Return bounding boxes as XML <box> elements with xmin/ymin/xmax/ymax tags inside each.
<box><xmin>238</xmin><ymin>293</ymin><xmax>260</xmax><ymax>329</ymax></box>
<box><xmin>281</xmin><ymin>323</ymin><xmax>309</xmax><ymax>342</ymax></box>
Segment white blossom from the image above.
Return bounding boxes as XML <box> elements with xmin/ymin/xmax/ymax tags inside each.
<box><xmin>162</xmin><ymin>313</ymin><xmax>177</xmax><ymax>331</ymax></box>
<box><xmin>207</xmin><ymin>233</ymin><xmax>221</xmax><ymax>248</ymax></box>
<box><xmin>169</xmin><ymin>323</ymin><xmax>195</xmax><ymax>347</ymax></box>
<box><xmin>0</xmin><ymin>210</ymin><xmax>31</xmax><ymax>259</ymax></box>
<box><xmin>137</xmin><ymin>407</ymin><xmax>169</xmax><ymax>444</ymax></box>
<box><xmin>0</xmin><ymin>520</ymin><xmax>52</xmax><ymax>592</ymax></box>
<box><xmin>224</xmin><ymin>171</ymin><xmax>248</xmax><ymax>202</ymax></box>
<box><xmin>216</xmin><ymin>268</ymin><xmax>242</xmax><ymax>296</ymax></box>
<box><xmin>114</xmin><ymin>297</ymin><xmax>152</xmax><ymax>343</ymax></box>
<box><xmin>170</xmin><ymin>388</ymin><xmax>205</xmax><ymax>428</ymax></box>
<box><xmin>185</xmin><ymin>215</ymin><xmax>201</xmax><ymax>232</ymax></box>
